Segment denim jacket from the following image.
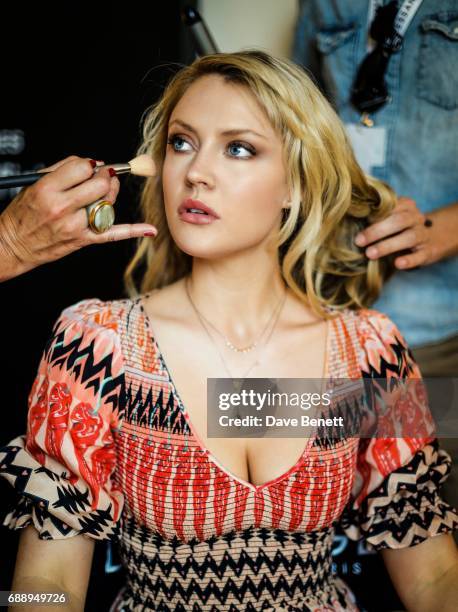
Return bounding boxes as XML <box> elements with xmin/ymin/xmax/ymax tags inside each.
<box><xmin>292</xmin><ymin>0</ymin><xmax>458</xmax><ymax>348</ymax></box>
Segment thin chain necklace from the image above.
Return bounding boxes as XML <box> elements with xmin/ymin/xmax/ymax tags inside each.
<box><xmin>185</xmin><ymin>278</ymin><xmax>284</xmax><ymax>353</ymax></box>
<box><xmin>185</xmin><ymin>276</ymin><xmax>287</xmax><ymax>378</ymax></box>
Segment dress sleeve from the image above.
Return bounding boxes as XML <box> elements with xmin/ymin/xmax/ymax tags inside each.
<box><xmin>0</xmin><ymin>299</ymin><xmax>126</xmax><ymax>541</ymax></box>
<box><xmin>339</xmin><ymin>309</ymin><xmax>458</xmax><ymax>550</ymax></box>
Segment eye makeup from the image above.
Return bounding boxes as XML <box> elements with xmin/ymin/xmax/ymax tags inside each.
<box><xmin>226</xmin><ymin>141</ymin><xmax>256</xmax><ymax>158</ymax></box>
<box><xmin>166</xmin><ymin>134</ymin><xmax>257</xmax><ymax>159</ymax></box>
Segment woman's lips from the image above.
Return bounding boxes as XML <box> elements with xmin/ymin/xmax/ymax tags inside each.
<box><xmin>178</xmin><ymin>197</ymin><xmax>220</xmax><ymax>225</ymax></box>
<box><xmin>179</xmin><ymin>210</ymin><xmax>219</xmax><ymax>225</ymax></box>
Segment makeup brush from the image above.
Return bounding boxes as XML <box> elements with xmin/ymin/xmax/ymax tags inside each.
<box><xmin>0</xmin><ymin>154</ymin><xmax>156</xmax><ymax>189</ymax></box>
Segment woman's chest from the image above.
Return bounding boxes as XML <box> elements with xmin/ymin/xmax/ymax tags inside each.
<box><xmin>149</xmin><ymin>316</ymin><xmax>329</xmax><ymax>489</ymax></box>
<box><xmin>113</xmin><ymin>297</ymin><xmax>361</xmax><ymax>541</ymax></box>
<box><xmin>114</xmin><ymin>412</ymin><xmax>358</xmax><ymax>542</ymax></box>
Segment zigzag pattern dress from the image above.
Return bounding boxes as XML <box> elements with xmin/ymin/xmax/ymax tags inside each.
<box><xmin>1</xmin><ymin>297</ymin><xmax>457</xmax><ymax>611</ymax></box>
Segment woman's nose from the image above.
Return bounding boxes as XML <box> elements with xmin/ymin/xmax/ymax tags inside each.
<box><xmin>185</xmin><ymin>149</ymin><xmax>215</xmax><ymax>189</ymax></box>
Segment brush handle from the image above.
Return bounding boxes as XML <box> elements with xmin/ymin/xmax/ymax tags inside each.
<box><xmin>0</xmin><ymin>163</ymin><xmax>131</xmax><ymax>190</ymax></box>
<box><xmin>0</xmin><ymin>172</ymin><xmax>48</xmax><ymax>188</ymax></box>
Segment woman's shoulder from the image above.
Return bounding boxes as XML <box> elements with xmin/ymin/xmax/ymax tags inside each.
<box><xmin>331</xmin><ymin>306</ymin><xmax>417</xmax><ymax>377</ymax></box>
<box><xmin>139</xmin><ymin>281</ymin><xmax>194</xmax><ymax>342</ymax></box>
<box><xmin>51</xmin><ymin>295</ymin><xmax>144</xmax><ymax>340</ymax></box>
<box><xmin>140</xmin><ymin>279</ymin><xmax>187</xmax><ymax>319</ymax></box>
<box><xmin>339</xmin><ymin>306</ymin><xmax>406</xmax><ymax>342</ymax></box>
<box><xmin>55</xmin><ymin>286</ymin><xmax>186</xmax><ymax>356</ymax></box>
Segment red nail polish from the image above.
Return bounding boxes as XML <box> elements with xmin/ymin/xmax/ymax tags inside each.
<box><xmin>144</xmin><ymin>230</ymin><xmax>157</xmax><ymax>236</ymax></box>
<box><xmin>108</xmin><ymin>168</ymin><xmax>117</xmax><ymax>177</ymax></box>
<box><xmin>89</xmin><ymin>159</ymin><xmax>97</xmax><ymax>168</ymax></box>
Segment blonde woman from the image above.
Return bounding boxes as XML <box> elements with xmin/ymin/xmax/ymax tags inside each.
<box><xmin>1</xmin><ymin>51</ymin><xmax>457</xmax><ymax>612</ymax></box>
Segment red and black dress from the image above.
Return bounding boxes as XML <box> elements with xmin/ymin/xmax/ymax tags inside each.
<box><xmin>1</xmin><ymin>297</ymin><xmax>457</xmax><ymax>610</ymax></box>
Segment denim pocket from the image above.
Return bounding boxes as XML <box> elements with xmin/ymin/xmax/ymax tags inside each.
<box><xmin>417</xmin><ymin>12</ymin><xmax>458</xmax><ymax>110</ymax></box>
<box><xmin>315</xmin><ymin>22</ymin><xmax>360</xmax><ymax>108</ymax></box>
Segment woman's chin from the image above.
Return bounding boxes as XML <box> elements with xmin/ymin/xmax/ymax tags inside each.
<box><xmin>175</xmin><ymin>241</ymin><xmax>232</xmax><ymax>260</ymax></box>
<box><xmin>169</xmin><ymin>221</ymin><xmax>270</xmax><ymax>260</ymax></box>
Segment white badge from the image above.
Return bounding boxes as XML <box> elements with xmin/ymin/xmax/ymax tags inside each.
<box><xmin>344</xmin><ymin>123</ymin><xmax>387</xmax><ymax>174</ymax></box>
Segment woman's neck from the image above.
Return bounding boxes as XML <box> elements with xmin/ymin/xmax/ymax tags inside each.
<box><xmin>187</xmin><ymin>256</ymin><xmax>287</xmax><ymax>344</ymax></box>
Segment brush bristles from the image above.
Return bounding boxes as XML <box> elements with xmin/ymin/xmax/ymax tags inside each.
<box><xmin>128</xmin><ymin>154</ymin><xmax>156</xmax><ymax>177</ymax></box>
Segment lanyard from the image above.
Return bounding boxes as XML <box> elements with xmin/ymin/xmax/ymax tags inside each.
<box><xmin>367</xmin><ymin>0</ymin><xmax>423</xmax><ymax>49</ymax></box>
<box><xmin>360</xmin><ymin>0</ymin><xmax>423</xmax><ymax>125</ymax></box>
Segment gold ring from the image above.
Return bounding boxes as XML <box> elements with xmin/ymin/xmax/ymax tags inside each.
<box><xmin>86</xmin><ymin>199</ymin><xmax>115</xmax><ymax>233</ymax></box>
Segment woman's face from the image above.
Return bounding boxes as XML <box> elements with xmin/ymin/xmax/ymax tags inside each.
<box><xmin>162</xmin><ymin>74</ymin><xmax>290</xmax><ymax>259</ymax></box>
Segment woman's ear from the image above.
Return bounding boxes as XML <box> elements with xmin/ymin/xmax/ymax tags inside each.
<box><xmin>282</xmin><ymin>197</ymin><xmax>292</xmax><ymax>209</ymax></box>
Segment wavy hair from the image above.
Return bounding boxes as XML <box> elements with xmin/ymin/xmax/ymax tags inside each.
<box><xmin>124</xmin><ymin>50</ymin><xmax>397</xmax><ymax>317</ymax></box>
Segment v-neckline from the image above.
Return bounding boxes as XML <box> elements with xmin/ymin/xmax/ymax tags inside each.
<box><xmin>137</xmin><ymin>295</ymin><xmax>336</xmax><ymax>493</ymax></box>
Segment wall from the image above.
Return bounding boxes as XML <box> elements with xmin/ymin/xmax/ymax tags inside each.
<box><xmin>200</xmin><ymin>0</ymin><xmax>298</xmax><ymax>58</ymax></box>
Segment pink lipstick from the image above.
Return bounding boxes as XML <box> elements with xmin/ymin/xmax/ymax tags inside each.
<box><xmin>178</xmin><ymin>198</ymin><xmax>220</xmax><ymax>225</ymax></box>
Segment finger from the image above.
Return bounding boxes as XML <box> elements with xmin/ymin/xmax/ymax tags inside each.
<box><xmin>106</xmin><ymin>180</ymin><xmax>120</xmax><ymax>204</ymax></box>
<box><xmin>58</xmin><ymin>181</ymin><xmax>119</xmax><ymax>239</ymax></box>
<box><xmin>395</xmin><ymin>197</ymin><xmax>427</xmax><ymax>224</ymax></box>
<box><xmin>51</xmin><ymin>207</ymin><xmax>92</xmax><ymax>241</ymax></box>
<box><xmin>40</xmin><ymin>156</ymin><xmax>104</xmax><ymax>173</ymax></box>
<box><xmin>37</xmin><ymin>157</ymin><xmax>98</xmax><ymax>192</ymax></box>
<box><xmin>395</xmin><ymin>248</ymin><xmax>429</xmax><ymax>270</ymax></box>
<box><xmin>365</xmin><ymin>228</ymin><xmax>421</xmax><ymax>259</ymax></box>
<box><xmin>397</xmin><ymin>196</ymin><xmax>417</xmax><ymax>209</ymax></box>
<box><xmin>103</xmin><ymin>169</ymin><xmax>120</xmax><ymax>204</ymax></box>
<box><xmin>66</xmin><ymin>168</ymin><xmax>120</xmax><ymax>211</ymax></box>
<box><xmin>62</xmin><ymin>168</ymin><xmax>119</xmax><ymax>213</ymax></box>
<box><xmin>82</xmin><ymin>166</ymin><xmax>119</xmax><ymax>200</ymax></box>
<box><xmin>40</xmin><ymin>156</ymin><xmax>81</xmax><ymax>173</ymax></box>
<box><xmin>355</xmin><ymin>210</ymin><xmax>418</xmax><ymax>247</ymax></box>
<box><xmin>85</xmin><ymin>223</ymin><xmax>158</xmax><ymax>244</ymax></box>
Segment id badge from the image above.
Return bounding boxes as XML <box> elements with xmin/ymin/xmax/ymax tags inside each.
<box><xmin>344</xmin><ymin>123</ymin><xmax>387</xmax><ymax>174</ymax></box>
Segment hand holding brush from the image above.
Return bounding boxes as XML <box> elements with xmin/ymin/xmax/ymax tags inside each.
<box><xmin>0</xmin><ymin>154</ymin><xmax>158</xmax><ymax>282</ymax></box>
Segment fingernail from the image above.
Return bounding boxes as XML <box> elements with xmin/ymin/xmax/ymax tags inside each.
<box><xmin>366</xmin><ymin>247</ymin><xmax>378</xmax><ymax>258</ymax></box>
<box><xmin>108</xmin><ymin>168</ymin><xmax>117</xmax><ymax>177</ymax></box>
<box><xmin>89</xmin><ymin>159</ymin><xmax>97</xmax><ymax>168</ymax></box>
<box><xmin>355</xmin><ymin>234</ymin><xmax>366</xmax><ymax>246</ymax></box>
<box><xmin>397</xmin><ymin>258</ymin><xmax>407</xmax><ymax>268</ymax></box>
<box><xmin>144</xmin><ymin>230</ymin><xmax>157</xmax><ymax>237</ymax></box>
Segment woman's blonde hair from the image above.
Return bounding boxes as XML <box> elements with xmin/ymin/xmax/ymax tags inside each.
<box><xmin>124</xmin><ymin>49</ymin><xmax>397</xmax><ymax>317</ymax></box>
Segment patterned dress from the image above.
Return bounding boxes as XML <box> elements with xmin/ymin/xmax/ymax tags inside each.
<box><xmin>1</xmin><ymin>297</ymin><xmax>457</xmax><ymax>611</ymax></box>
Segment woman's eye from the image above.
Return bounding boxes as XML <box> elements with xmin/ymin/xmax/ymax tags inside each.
<box><xmin>227</xmin><ymin>142</ymin><xmax>256</xmax><ymax>158</ymax></box>
<box><xmin>167</xmin><ymin>135</ymin><xmax>193</xmax><ymax>152</ymax></box>
<box><xmin>167</xmin><ymin>135</ymin><xmax>255</xmax><ymax>158</ymax></box>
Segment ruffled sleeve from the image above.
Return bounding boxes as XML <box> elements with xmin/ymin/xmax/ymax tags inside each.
<box><xmin>339</xmin><ymin>309</ymin><xmax>458</xmax><ymax>550</ymax></box>
<box><xmin>0</xmin><ymin>299</ymin><xmax>126</xmax><ymax>540</ymax></box>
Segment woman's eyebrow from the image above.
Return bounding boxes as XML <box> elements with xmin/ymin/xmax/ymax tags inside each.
<box><xmin>168</xmin><ymin>119</ymin><xmax>268</xmax><ymax>140</ymax></box>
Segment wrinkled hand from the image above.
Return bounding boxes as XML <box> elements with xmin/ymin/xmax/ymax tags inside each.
<box><xmin>0</xmin><ymin>156</ymin><xmax>157</xmax><ymax>281</ymax></box>
<box><xmin>354</xmin><ymin>196</ymin><xmax>438</xmax><ymax>270</ymax></box>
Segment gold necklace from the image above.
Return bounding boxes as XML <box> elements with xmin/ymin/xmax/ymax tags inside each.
<box><xmin>185</xmin><ymin>277</ymin><xmax>287</xmax><ymax>379</ymax></box>
<box><xmin>185</xmin><ymin>277</ymin><xmax>285</xmax><ymax>353</ymax></box>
